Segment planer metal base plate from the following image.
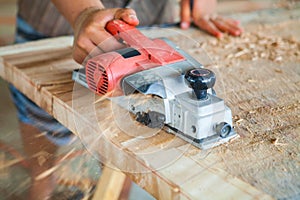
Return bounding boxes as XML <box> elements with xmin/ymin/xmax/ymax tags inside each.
<box><xmin>164</xmin><ymin>125</ymin><xmax>239</xmax><ymax>150</ymax></box>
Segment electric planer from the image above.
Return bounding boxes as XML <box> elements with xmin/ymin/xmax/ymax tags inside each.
<box><xmin>72</xmin><ymin>19</ymin><xmax>238</xmax><ymax>149</ymax></box>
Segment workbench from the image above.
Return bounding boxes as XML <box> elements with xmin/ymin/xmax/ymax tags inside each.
<box><xmin>0</xmin><ymin>1</ymin><xmax>299</xmax><ymax>199</ymax></box>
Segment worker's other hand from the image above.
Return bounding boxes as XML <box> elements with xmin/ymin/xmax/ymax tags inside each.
<box><xmin>180</xmin><ymin>0</ymin><xmax>243</xmax><ymax>38</ymax></box>
<box><xmin>73</xmin><ymin>8</ymin><xmax>139</xmax><ymax>64</ymax></box>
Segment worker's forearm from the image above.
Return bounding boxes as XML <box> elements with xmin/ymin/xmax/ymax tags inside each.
<box><xmin>51</xmin><ymin>0</ymin><xmax>105</xmax><ymax>27</ymax></box>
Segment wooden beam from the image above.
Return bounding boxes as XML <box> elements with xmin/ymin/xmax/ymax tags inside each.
<box><xmin>92</xmin><ymin>166</ymin><xmax>127</xmax><ymax>200</ymax></box>
<box><xmin>0</xmin><ymin>35</ymin><xmax>273</xmax><ymax>200</ymax></box>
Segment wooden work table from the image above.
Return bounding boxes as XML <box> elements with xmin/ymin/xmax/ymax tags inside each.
<box><xmin>0</xmin><ymin>2</ymin><xmax>299</xmax><ymax>199</ymax></box>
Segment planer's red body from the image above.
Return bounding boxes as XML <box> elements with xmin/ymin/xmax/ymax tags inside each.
<box><xmin>85</xmin><ymin>20</ymin><xmax>184</xmax><ymax>96</ymax></box>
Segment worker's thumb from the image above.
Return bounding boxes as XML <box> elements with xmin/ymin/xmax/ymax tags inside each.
<box><xmin>115</xmin><ymin>8</ymin><xmax>139</xmax><ymax>26</ymax></box>
<box><xmin>180</xmin><ymin>0</ymin><xmax>191</xmax><ymax>29</ymax></box>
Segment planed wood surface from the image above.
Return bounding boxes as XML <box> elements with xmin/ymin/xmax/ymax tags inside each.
<box><xmin>1</xmin><ymin>3</ymin><xmax>300</xmax><ymax>199</ymax></box>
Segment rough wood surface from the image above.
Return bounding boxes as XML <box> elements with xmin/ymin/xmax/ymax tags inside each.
<box><xmin>92</xmin><ymin>166</ymin><xmax>127</xmax><ymax>200</ymax></box>
<box><xmin>0</xmin><ymin>4</ymin><xmax>300</xmax><ymax>200</ymax></box>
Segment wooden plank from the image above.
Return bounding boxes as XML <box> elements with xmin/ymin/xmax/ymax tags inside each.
<box><xmin>0</xmin><ymin>36</ymin><xmax>80</xmax><ymax>114</ymax></box>
<box><xmin>1</xmin><ymin>5</ymin><xmax>300</xmax><ymax>199</ymax></box>
<box><xmin>92</xmin><ymin>166</ymin><xmax>127</xmax><ymax>200</ymax></box>
<box><xmin>0</xmin><ymin>38</ymin><xmax>273</xmax><ymax>200</ymax></box>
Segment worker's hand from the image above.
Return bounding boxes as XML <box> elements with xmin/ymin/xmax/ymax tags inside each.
<box><xmin>180</xmin><ymin>0</ymin><xmax>242</xmax><ymax>38</ymax></box>
<box><xmin>73</xmin><ymin>8</ymin><xmax>139</xmax><ymax>64</ymax></box>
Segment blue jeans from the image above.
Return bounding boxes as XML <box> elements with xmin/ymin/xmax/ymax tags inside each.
<box><xmin>10</xmin><ymin>17</ymin><xmax>73</xmax><ymax>145</ymax></box>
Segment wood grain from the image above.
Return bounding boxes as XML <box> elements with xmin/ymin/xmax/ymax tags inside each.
<box><xmin>92</xmin><ymin>166</ymin><xmax>127</xmax><ymax>200</ymax></box>
<box><xmin>1</xmin><ymin>6</ymin><xmax>300</xmax><ymax>199</ymax></box>
<box><xmin>0</xmin><ymin>37</ymin><xmax>272</xmax><ymax>200</ymax></box>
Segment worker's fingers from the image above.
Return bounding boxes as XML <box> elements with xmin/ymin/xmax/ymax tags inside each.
<box><xmin>73</xmin><ymin>38</ymin><xmax>100</xmax><ymax>64</ymax></box>
<box><xmin>73</xmin><ymin>48</ymin><xmax>88</xmax><ymax>65</ymax></box>
<box><xmin>194</xmin><ymin>17</ymin><xmax>223</xmax><ymax>38</ymax></box>
<box><xmin>93</xmin><ymin>32</ymin><xmax>125</xmax><ymax>52</ymax></box>
<box><xmin>83</xmin><ymin>24</ymin><xmax>125</xmax><ymax>52</ymax></box>
<box><xmin>88</xmin><ymin>8</ymin><xmax>136</xmax><ymax>51</ymax></box>
<box><xmin>97</xmin><ymin>8</ymin><xmax>137</xmax><ymax>51</ymax></box>
<box><xmin>221</xmin><ymin>17</ymin><xmax>243</xmax><ymax>35</ymax></box>
<box><xmin>72</xmin><ymin>8</ymin><xmax>141</xmax><ymax>64</ymax></box>
<box><xmin>224</xmin><ymin>17</ymin><xmax>241</xmax><ymax>26</ymax></box>
<box><xmin>114</xmin><ymin>8</ymin><xmax>139</xmax><ymax>26</ymax></box>
<box><xmin>180</xmin><ymin>0</ymin><xmax>191</xmax><ymax>29</ymax></box>
<box><xmin>211</xmin><ymin>17</ymin><xmax>242</xmax><ymax>36</ymax></box>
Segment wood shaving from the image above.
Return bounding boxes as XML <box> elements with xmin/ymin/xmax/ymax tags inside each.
<box><xmin>194</xmin><ymin>31</ymin><xmax>300</xmax><ymax>66</ymax></box>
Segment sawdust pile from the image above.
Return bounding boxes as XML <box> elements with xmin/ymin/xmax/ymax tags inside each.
<box><xmin>198</xmin><ymin>31</ymin><xmax>300</xmax><ymax>66</ymax></box>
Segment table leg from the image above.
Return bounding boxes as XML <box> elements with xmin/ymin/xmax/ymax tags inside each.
<box><xmin>92</xmin><ymin>166</ymin><xmax>129</xmax><ymax>200</ymax></box>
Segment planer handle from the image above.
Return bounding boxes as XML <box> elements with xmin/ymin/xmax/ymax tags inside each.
<box><xmin>105</xmin><ymin>19</ymin><xmax>158</xmax><ymax>50</ymax></box>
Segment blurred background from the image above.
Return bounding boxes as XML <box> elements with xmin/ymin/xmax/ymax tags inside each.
<box><xmin>0</xmin><ymin>0</ymin><xmax>17</xmax><ymax>46</ymax></box>
<box><xmin>0</xmin><ymin>0</ymin><xmax>289</xmax><ymax>46</ymax></box>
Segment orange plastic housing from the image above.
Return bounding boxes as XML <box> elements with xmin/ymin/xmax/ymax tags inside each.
<box><xmin>85</xmin><ymin>20</ymin><xmax>184</xmax><ymax>96</ymax></box>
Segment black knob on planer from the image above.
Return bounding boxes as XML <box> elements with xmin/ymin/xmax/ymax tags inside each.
<box><xmin>185</xmin><ymin>68</ymin><xmax>216</xmax><ymax>100</ymax></box>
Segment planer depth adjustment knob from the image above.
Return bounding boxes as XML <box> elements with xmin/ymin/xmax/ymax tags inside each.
<box><xmin>185</xmin><ymin>68</ymin><xmax>216</xmax><ymax>100</ymax></box>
